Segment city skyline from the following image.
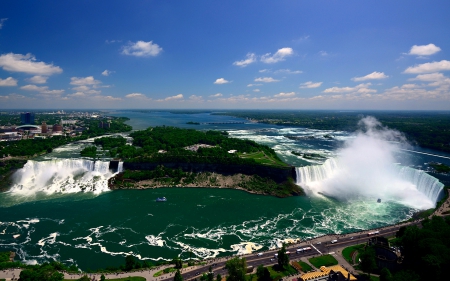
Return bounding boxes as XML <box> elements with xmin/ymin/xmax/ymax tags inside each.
<box><xmin>0</xmin><ymin>0</ymin><xmax>449</xmax><ymax>110</ymax></box>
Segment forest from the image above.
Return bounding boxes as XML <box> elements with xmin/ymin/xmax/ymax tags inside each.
<box><xmin>214</xmin><ymin>111</ymin><xmax>450</xmax><ymax>153</ymax></box>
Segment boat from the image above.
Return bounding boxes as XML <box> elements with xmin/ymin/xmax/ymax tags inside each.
<box><xmin>156</xmin><ymin>197</ymin><xmax>167</xmax><ymax>202</ymax></box>
<box><xmin>377</xmin><ymin>198</ymin><xmax>381</xmax><ymax>203</ymax></box>
<box><xmin>13</xmin><ymin>234</ymin><xmax>20</xmax><ymax>239</ymax></box>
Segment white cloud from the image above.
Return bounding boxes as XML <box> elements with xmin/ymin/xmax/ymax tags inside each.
<box><xmin>253</xmin><ymin>89</ymin><xmax>260</xmax><ymax>92</ymax></box>
<box><xmin>70</xmin><ymin>76</ymin><xmax>101</xmax><ymax>86</ymax></box>
<box><xmin>408</xmin><ymin>44</ymin><xmax>441</xmax><ymax>56</ymax></box>
<box><xmin>323</xmin><ymin>83</ymin><xmax>374</xmax><ymax>93</ymax></box>
<box><xmin>233</xmin><ymin>53</ymin><xmax>257</xmax><ymax>67</ymax></box>
<box><xmin>210</xmin><ymin>93</ymin><xmax>223</xmax><ymax>97</ymax></box>
<box><xmin>122</xmin><ymin>40</ymin><xmax>162</xmax><ymax>57</ymax></box>
<box><xmin>102</xmin><ymin>70</ymin><xmax>114</xmax><ymax>76</ymax></box>
<box><xmin>319</xmin><ymin>51</ymin><xmax>329</xmax><ymax>57</ymax></box>
<box><xmin>261</xmin><ymin>47</ymin><xmax>293</xmax><ymax>64</ymax></box>
<box><xmin>0</xmin><ymin>53</ymin><xmax>62</xmax><ymax>75</ymax></box>
<box><xmin>259</xmin><ymin>69</ymin><xmax>270</xmax><ymax>73</ymax></box>
<box><xmin>125</xmin><ymin>93</ymin><xmax>146</xmax><ymax>98</ymax></box>
<box><xmin>0</xmin><ymin>77</ymin><xmax>17</xmax><ymax>86</ymax></box>
<box><xmin>254</xmin><ymin>77</ymin><xmax>279</xmax><ymax>83</ymax></box>
<box><xmin>404</xmin><ymin>60</ymin><xmax>450</xmax><ymax>74</ymax></box>
<box><xmin>214</xmin><ymin>78</ymin><xmax>230</xmax><ymax>84</ymax></box>
<box><xmin>274</xmin><ymin>92</ymin><xmax>295</xmax><ymax>98</ymax></box>
<box><xmin>0</xmin><ymin>93</ymin><xmax>25</xmax><ymax>100</ymax></box>
<box><xmin>0</xmin><ymin>18</ymin><xmax>7</xmax><ymax>29</ymax></box>
<box><xmin>352</xmin><ymin>72</ymin><xmax>389</xmax><ymax>81</ymax></box>
<box><xmin>28</xmin><ymin>75</ymin><xmax>48</xmax><ymax>84</ymax></box>
<box><xmin>274</xmin><ymin>69</ymin><xmax>302</xmax><ymax>74</ymax></box>
<box><xmin>410</xmin><ymin>72</ymin><xmax>446</xmax><ymax>82</ymax></box>
<box><xmin>300</xmin><ymin>81</ymin><xmax>322</xmax><ymax>88</ymax></box>
<box><xmin>247</xmin><ymin>83</ymin><xmax>262</xmax><ymax>87</ymax></box>
<box><xmin>189</xmin><ymin>95</ymin><xmax>203</xmax><ymax>101</ymax></box>
<box><xmin>20</xmin><ymin>84</ymin><xmax>64</xmax><ymax>96</ymax></box>
<box><xmin>157</xmin><ymin>94</ymin><xmax>184</xmax><ymax>102</ymax></box>
<box><xmin>96</xmin><ymin>95</ymin><xmax>122</xmax><ymax>101</ymax></box>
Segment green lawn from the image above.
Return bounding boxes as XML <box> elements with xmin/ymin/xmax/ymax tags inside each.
<box><xmin>266</xmin><ymin>265</ymin><xmax>297</xmax><ymax>280</ymax></box>
<box><xmin>308</xmin><ymin>255</ymin><xmax>338</xmax><ymax>268</ymax></box>
<box><xmin>342</xmin><ymin>244</ymin><xmax>365</xmax><ymax>264</ymax></box>
<box><xmin>65</xmin><ymin>277</ymin><xmax>145</xmax><ymax>281</ymax></box>
<box><xmin>239</xmin><ymin>151</ymin><xmax>289</xmax><ymax>167</ymax></box>
<box><xmin>153</xmin><ymin>267</ymin><xmax>177</xmax><ymax>277</ymax></box>
<box><xmin>297</xmin><ymin>261</ymin><xmax>313</xmax><ymax>272</ymax></box>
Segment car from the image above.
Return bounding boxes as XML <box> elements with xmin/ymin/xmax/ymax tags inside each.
<box><xmin>257</xmin><ymin>253</ymin><xmax>263</xmax><ymax>256</ymax></box>
<box><xmin>270</xmin><ymin>258</ymin><xmax>275</xmax><ymax>261</ymax></box>
<box><xmin>350</xmin><ymin>237</ymin><xmax>354</xmax><ymax>240</ymax></box>
<box><xmin>330</xmin><ymin>239</ymin><xmax>338</xmax><ymax>244</ymax></box>
<box><xmin>316</xmin><ymin>242</ymin><xmax>321</xmax><ymax>245</ymax></box>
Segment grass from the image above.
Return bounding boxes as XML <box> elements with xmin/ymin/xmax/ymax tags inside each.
<box><xmin>153</xmin><ymin>267</ymin><xmax>177</xmax><ymax>277</ymax></box>
<box><xmin>308</xmin><ymin>255</ymin><xmax>338</xmax><ymax>268</ymax></box>
<box><xmin>239</xmin><ymin>151</ymin><xmax>289</xmax><ymax>167</ymax></box>
<box><xmin>63</xmin><ymin>276</ymin><xmax>146</xmax><ymax>281</ymax></box>
<box><xmin>342</xmin><ymin>244</ymin><xmax>365</xmax><ymax>264</ymax></box>
<box><xmin>297</xmin><ymin>261</ymin><xmax>312</xmax><ymax>272</ymax></box>
<box><xmin>266</xmin><ymin>265</ymin><xmax>297</xmax><ymax>280</ymax></box>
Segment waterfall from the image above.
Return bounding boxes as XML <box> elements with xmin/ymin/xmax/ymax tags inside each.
<box><xmin>296</xmin><ymin>158</ymin><xmax>444</xmax><ymax>205</ymax></box>
<box><xmin>9</xmin><ymin>159</ymin><xmax>120</xmax><ymax>195</ymax></box>
<box><xmin>118</xmin><ymin>161</ymin><xmax>124</xmax><ymax>173</ymax></box>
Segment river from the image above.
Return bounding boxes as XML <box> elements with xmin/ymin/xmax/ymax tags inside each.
<box><xmin>0</xmin><ymin>110</ymin><xmax>448</xmax><ymax>270</ymax></box>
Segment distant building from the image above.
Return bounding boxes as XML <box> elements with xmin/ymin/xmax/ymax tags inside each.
<box><xmin>41</xmin><ymin>122</ymin><xmax>48</xmax><ymax>133</ymax></box>
<box><xmin>99</xmin><ymin>120</ymin><xmax>110</xmax><ymax>129</ymax></box>
<box><xmin>20</xmin><ymin>112</ymin><xmax>35</xmax><ymax>125</ymax></box>
<box><xmin>52</xmin><ymin>123</ymin><xmax>63</xmax><ymax>133</ymax></box>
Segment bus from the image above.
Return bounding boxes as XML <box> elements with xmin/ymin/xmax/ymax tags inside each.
<box><xmin>368</xmin><ymin>231</ymin><xmax>380</xmax><ymax>236</ymax></box>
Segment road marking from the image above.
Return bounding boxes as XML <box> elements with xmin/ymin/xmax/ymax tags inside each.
<box><xmin>310</xmin><ymin>243</ymin><xmax>322</xmax><ymax>255</ymax></box>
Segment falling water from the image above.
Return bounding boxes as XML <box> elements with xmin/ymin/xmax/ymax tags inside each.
<box><xmin>9</xmin><ymin>159</ymin><xmax>123</xmax><ymax>194</ymax></box>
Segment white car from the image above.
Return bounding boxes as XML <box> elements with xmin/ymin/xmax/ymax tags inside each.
<box><xmin>316</xmin><ymin>242</ymin><xmax>321</xmax><ymax>245</ymax></box>
<box><xmin>257</xmin><ymin>253</ymin><xmax>263</xmax><ymax>256</ymax></box>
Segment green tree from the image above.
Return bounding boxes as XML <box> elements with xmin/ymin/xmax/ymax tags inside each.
<box><xmin>125</xmin><ymin>255</ymin><xmax>137</xmax><ymax>271</ymax></box>
<box><xmin>77</xmin><ymin>276</ymin><xmax>90</xmax><ymax>281</ymax></box>
<box><xmin>225</xmin><ymin>257</ymin><xmax>247</xmax><ymax>281</ymax></box>
<box><xmin>379</xmin><ymin>268</ymin><xmax>392</xmax><ymax>281</ymax></box>
<box><xmin>359</xmin><ymin>247</ymin><xmax>377</xmax><ymax>278</ymax></box>
<box><xmin>277</xmin><ymin>244</ymin><xmax>289</xmax><ymax>270</ymax></box>
<box><xmin>256</xmin><ymin>265</ymin><xmax>271</xmax><ymax>281</ymax></box>
<box><xmin>100</xmin><ymin>274</ymin><xmax>106</xmax><ymax>281</ymax></box>
<box><xmin>19</xmin><ymin>263</ymin><xmax>64</xmax><ymax>281</ymax></box>
<box><xmin>173</xmin><ymin>257</ymin><xmax>183</xmax><ymax>269</ymax></box>
<box><xmin>174</xmin><ymin>269</ymin><xmax>183</xmax><ymax>281</ymax></box>
<box><xmin>216</xmin><ymin>273</ymin><xmax>222</xmax><ymax>281</ymax></box>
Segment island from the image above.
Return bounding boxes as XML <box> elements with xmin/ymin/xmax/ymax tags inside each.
<box><xmin>103</xmin><ymin>126</ymin><xmax>303</xmax><ymax>197</ymax></box>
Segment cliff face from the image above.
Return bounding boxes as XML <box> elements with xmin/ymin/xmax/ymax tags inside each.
<box><xmin>122</xmin><ymin>162</ymin><xmax>296</xmax><ymax>183</ymax></box>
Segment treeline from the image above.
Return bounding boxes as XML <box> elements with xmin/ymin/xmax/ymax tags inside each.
<box><xmin>215</xmin><ymin>111</ymin><xmax>450</xmax><ymax>153</ymax></box>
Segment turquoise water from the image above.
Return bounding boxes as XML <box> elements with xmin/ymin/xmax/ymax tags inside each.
<box><xmin>0</xmin><ymin>110</ymin><xmax>447</xmax><ymax>270</ymax></box>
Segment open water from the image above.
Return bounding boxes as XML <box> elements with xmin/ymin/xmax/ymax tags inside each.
<box><xmin>1</xmin><ymin>110</ymin><xmax>449</xmax><ymax>270</ymax></box>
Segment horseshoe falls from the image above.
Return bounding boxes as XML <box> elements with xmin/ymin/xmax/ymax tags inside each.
<box><xmin>296</xmin><ymin>158</ymin><xmax>444</xmax><ymax>209</ymax></box>
<box><xmin>8</xmin><ymin>159</ymin><xmax>123</xmax><ymax>195</ymax></box>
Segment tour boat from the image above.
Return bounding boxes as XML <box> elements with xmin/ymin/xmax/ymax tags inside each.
<box><xmin>156</xmin><ymin>197</ymin><xmax>167</xmax><ymax>202</ymax></box>
<box><xmin>377</xmin><ymin>198</ymin><xmax>381</xmax><ymax>203</ymax></box>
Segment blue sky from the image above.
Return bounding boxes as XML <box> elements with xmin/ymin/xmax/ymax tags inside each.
<box><xmin>0</xmin><ymin>0</ymin><xmax>449</xmax><ymax>110</ymax></box>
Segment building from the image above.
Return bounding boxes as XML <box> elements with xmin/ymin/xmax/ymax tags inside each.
<box><xmin>52</xmin><ymin>123</ymin><xmax>63</xmax><ymax>133</ymax></box>
<box><xmin>41</xmin><ymin>122</ymin><xmax>48</xmax><ymax>133</ymax></box>
<box><xmin>368</xmin><ymin>236</ymin><xmax>400</xmax><ymax>272</ymax></box>
<box><xmin>20</xmin><ymin>112</ymin><xmax>35</xmax><ymax>125</ymax></box>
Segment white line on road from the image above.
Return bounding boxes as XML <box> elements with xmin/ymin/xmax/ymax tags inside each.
<box><xmin>310</xmin><ymin>243</ymin><xmax>322</xmax><ymax>255</ymax></box>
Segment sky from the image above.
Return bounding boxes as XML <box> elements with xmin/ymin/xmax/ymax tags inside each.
<box><xmin>0</xmin><ymin>0</ymin><xmax>450</xmax><ymax>110</ymax></box>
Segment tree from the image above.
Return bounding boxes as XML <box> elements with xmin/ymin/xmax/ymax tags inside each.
<box><xmin>277</xmin><ymin>244</ymin><xmax>289</xmax><ymax>270</ymax></box>
<box><xmin>225</xmin><ymin>257</ymin><xmax>247</xmax><ymax>281</ymax></box>
<box><xmin>216</xmin><ymin>273</ymin><xmax>222</xmax><ymax>281</ymax></box>
<box><xmin>359</xmin><ymin>247</ymin><xmax>377</xmax><ymax>278</ymax></box>
<box><xmin>173</xmin><ymin>257</ymin><xmax>183</xmax><ymax>269</ymax></box>
<box><xmin>125</xmin><ymin>255</ymin><xmax>137</xmax><ymax>271</ymax></box>
<box><xmin>174</xmin><ymin>269</ymin><xmax>183</xmax><ymax>281</ymax></box>
<box><xmin>100</xmin><ymin>274</ymin><xmax>106</xmax><ymax>281</ymax></box>
<box><xmin>379</xmin><ymin>268</ymin><xmax>392</xmax><ymax>281</ymax></box>
<box><xmin>256</xmin><ymin>265</ymin><xmax>271</xmax><ymax>281</ymax></box>
<box><xmin>208</xmin><ymin>266</ymin><xmax>214</xmax><ymax>281</ymax></box>
<box><xmin>19</xmin><ymin>263</ymin><xmax>64</xmax><ymax>281</ymax></box>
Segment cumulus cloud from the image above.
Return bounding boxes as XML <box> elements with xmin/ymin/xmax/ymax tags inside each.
<box><xmin>408</xmin><ymin>44</ymin><xmax>441</xmax><ymax>56</ymax></box>
<box><xmin>261</xmin><ymin>47</ymin><xmax>293</xmax><ymax>63</ymax></box>
<box><xmin>274</xmin><ymin>92</ymin><xmax>295</xmax><ymax>98</ymax></box>
<box><xmin>189</xmin><ymin>95</ymin><xmax>203</xmax><ymax>101</ymax></box>
<box><xmin>352</xmin><ymin>72</ymin><xmax>389</xmax><ymax>81</ymax></box>
<box><xmin>404</xmin><ymin>60</ymin><xmax>450</xmax><ymax>74</ymax></box>
<box><xmin>247</xmin><ymin>83</ymin><xmax>262</xmax><ymax>87</ymax></box>
<box><xmin>20</xmin><ymin>84</ymin><xmax>64</xmax><ymax>96</ymax></box>
<box><xmin>102</xmin><ymin>70</ymin><xmax>114</xmax><ymax>76</ymax></box>
<box><xmin>0</xmin><ymin>18</ymin><xmax>7</xmax><ymax>29</ymax></box>
<box><xmin>319</xmin><ymin>51</ymin><xmax>329</xmax><ymax>57</ymax></box>
<box><xmin>0</xmin><ymin>77</ymin><xmax>17</xmax><ymax>86</ymax></box>
<box><xmin>214</xmin><ymin>78</ymin><xmax>230</xmax><ymax>84</ymax></box>
<box><xmin>233</xmin><ymin>53</ymin><xmax>257</xmax><ymax>67</ymax></box>
<box><xmin>125</xmin><ymin>93</ymin><xmax>146</xmax><ymax>98</ymax></box>
<box><xmin>0</xmin><ymin>93</ymin><xmax>25</xmax><ymax>100</ymax></box>
<box><xmin>122</xmin><ymin>40</ymin><xmax>162</xmax><ymax>57</ymax></box>
<box><xmin>254</xmin><ymin>77</ymin><xmax>279</xmax><ymax>83</ymax></box>
<box><xmin>275</xmin><ymin>69</ymin><xmax>302</xmax><ymax>74</ymax></box>
<box><xmin>70</xmin><ymin>76</ymin><xmax>101</xmax><ymax>86</ymax></box>
<box><xmin>157</xmin><ymin>94</ymin><xmax>184</xmax><ymax>102</ymax></box>
<box><xmin>323</xmin><ymin>83</ymin><xmax>375</xmax><ymax>94</ymax></box>
<box><xmin>300</xmin><ymin>81</ymin><xmax>322</xmax><ymax>88</ymax></box>
<box><xmin>209</xmin><ymin>93</ymin><xmax>223</xmax><ymax>97</ymax></box>
<box><xmin>28</xmin><ymin>75</ymin><xmax>48</xmax><ymax>84</ymax></box>
<box><xmin>410</xmin><ymin>72</ymin><xmax>446</xmax><ymax>82</ymax></box>
<box><xmin>0</xmin><ymin>53</ymin><xmax>62</xmax><ymax>75</ymax></box>
<box><xmin>95</xmin><ymin>95</ymin><xmax>122</xmax><ymax>101</ymax></box>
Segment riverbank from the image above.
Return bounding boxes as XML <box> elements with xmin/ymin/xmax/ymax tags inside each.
<box><xmin>109</xmin><ymin>170</ymin><xmax>303</xmax><ymax>197</ymax></box>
